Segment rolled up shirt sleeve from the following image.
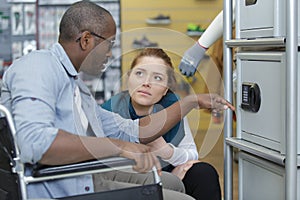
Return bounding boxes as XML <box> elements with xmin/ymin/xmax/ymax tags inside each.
<box><xmin>162</xmin><ymin>117</ymin><xmax>198</xmax><ymax>166</ymax></box>
<box><xmin>13</xmin><ymin>98</ymin><xmax>59</xmax><ymax>164</ymax></box>
<box><xmin>1</xmin><ymin>51</ymin><xmax>68</xmax><ymax>164</ymax></box>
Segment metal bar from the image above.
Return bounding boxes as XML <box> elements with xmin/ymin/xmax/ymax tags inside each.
<box><xmin>24</xmin><ymin>165</ymin><xmax>133</xmax><ymax>184</ymax></box>
<box><xmin>223</xmin><ymin>0</ymin><xmax>233</xmax><ymax>199</ymax></box>
<box><xmin>225</xmin><ymin>37</ymin><xmax>285</xmax><ymax>47</ymax></box>
<box><xmin>0</xmin><ymin>105</ymin><xmax>28</xmax><ymax>200</ymax></box>
<box><xmin>285</xmin><ymin>0</ymin><xmax>298</xmax><ymax>199</ymax></box>
<box><xmin>225</xmin><ymin>138</ymin><xmax>286</xmax><ymax>166</ymax></box>
<box><xmin>152</xmin><ymin>166</ymin><xmax>162</xmax><ymax>185</ymax></box>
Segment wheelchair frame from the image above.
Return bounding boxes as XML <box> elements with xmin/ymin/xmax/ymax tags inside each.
<box><xmin>0</xmin><ymin>104</ymin><xmax>162</xmax><ymax>200</ymax></box>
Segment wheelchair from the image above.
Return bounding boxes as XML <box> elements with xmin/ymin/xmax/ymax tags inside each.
<box><xmin>0</xmin><ymin>105</ymin><xmax>163</xmax><ymax>200</ymax></box>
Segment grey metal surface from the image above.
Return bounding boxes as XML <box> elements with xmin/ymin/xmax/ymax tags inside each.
<box><xmin>225</xmin><ymin>38</ymin><xmax>285</xmax><ymax>47</ymax></box>
<box><xmin>223</xmin><ymin>0</ymin><xmax>234</xmax><ymax>199</ymax></box>
<box><xmin>237</xmin><ymin>52</ymin><xmax>287</xmax><ymax>154</ymax></box>
<box><xmin>225</xmin><ymin>137</ymin><xmax>285</xmax><ymax>166</ymax></box>
<box><xmin>239</xmin><ymin>152</ymin><xmax>286</xmax><ymax>200</ymax></box>
<box><xmin>236</xmin><ymin>0</ymin><xmax>300</xmax><ymax>40</ymax></box>
<box><xmin>285</xmin><ymin>0</ymin><xmax>298</xmax><ymax>199</ymax></box>
<box><xmin>225</xmin><ymin>0</ymin><xmax>299</xmax><ymax>199</ymax></box>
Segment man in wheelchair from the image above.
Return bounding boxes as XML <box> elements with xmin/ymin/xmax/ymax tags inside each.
<box><xmin>0</xmin><ymin>1</ymin><xmax>234</xmax><ymax>199</ymax></box>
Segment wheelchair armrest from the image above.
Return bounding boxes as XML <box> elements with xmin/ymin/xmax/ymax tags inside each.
<box><xmin>32</xmin><ymin>157</ymin><xmax>135</xmax><ymax>177</ymax></box>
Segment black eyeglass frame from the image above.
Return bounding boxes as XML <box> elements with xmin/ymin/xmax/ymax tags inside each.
<box><xmin>76</xmin><ymin>31</ymin><xmax>115</xmax><ymax>49</ymax></box>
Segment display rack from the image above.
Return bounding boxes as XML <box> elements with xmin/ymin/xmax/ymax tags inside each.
<box><xmin>0</xmin><ymin>0</ymin><xmax>37</xmax><ymax>70</ymax></box>
<box><xmin>0</xmin><ymin>0</ymin><xmax>12</xmax><ymax>69</ymax></box>
<box><xmin>223</xmin><ymin>0</ymin><xmax>298</xmax><ymax>199</ymax></box>
<box><xmin>37</xmin><ymin>0</ymin><xmax>122</xmax><ymax>103</ymax></box>
<box><xmin>0</xmin><ymin>0</ymin><xmax>122</xmax><ymax>103</ymax></box>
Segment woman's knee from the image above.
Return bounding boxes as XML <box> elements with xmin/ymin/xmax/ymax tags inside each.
<box><xmin>187</xmin><ymin>162</ymin><xmax>219</xmax><ymax>180</ymax></box>
<box><xmin>183</xmin><ymin>162</ymin><xmax>221</xmax><ymax>200</ymax></box>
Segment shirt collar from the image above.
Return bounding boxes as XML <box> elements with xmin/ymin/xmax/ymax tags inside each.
<box><xmin>51</xmin><ymin>43</ymin><xmax>78</xmax><ymax>78</ymax></box>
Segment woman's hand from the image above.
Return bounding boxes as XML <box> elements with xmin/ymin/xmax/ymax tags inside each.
<box><xmin>171</xmin><ymin>160</ymin><xmax>200</xmax><ymax>180</ymax></box>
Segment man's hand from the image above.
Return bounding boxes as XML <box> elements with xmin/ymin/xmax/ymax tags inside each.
<box><xmin>179</xmin><ymin>42</ymin><xmax>207</xmax><ymax>77</ymax></box>
<box><xmin>197</xmin><ymin>93</ymin><xmax>235</xmax><ymax>111</ymax></box>
<box><xmin>119</xmin><ymin>141</ymin><xmax>161</xmax><ymax>174</ymax></box>
<box><xmin>184</xmin><ymin>93</ymin><xmax>235</xmax><ymax>112</ymax></box>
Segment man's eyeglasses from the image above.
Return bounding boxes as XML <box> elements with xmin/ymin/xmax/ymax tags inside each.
<box><xmin>76</xmin><ymin>31</ymin><xmax>115</xmax><ymax>49</ymax></box>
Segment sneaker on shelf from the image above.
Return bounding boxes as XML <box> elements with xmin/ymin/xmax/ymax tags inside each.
<box><xmin>186</xmin><ymin>23</ymin><xmax>205</xmax><ymax>36</ymax></box>
<box><xmin>146</xmin><ymin>14</ymin><xmax>171</xmax><ymax>25</ymax></box>
<box><xmin>132</xmin><ymin>36</ymin><xmax>159</xmax><ymax>49</ymax></box>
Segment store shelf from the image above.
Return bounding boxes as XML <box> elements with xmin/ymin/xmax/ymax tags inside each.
<box><xmin>0</xmin><ymin>0</ymin><xmax>122</xmax><ymax>103</ymax></box>
<box><xmin>224</xmin><ymin>0</ymin><xmax>298</xmax><ymax>199</ymax></box>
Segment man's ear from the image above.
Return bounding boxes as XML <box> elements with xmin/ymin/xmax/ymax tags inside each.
<box><xmin>79</xmin><ymin>31</ymin><xmax>92</xmax><ymax>50</ymax></box>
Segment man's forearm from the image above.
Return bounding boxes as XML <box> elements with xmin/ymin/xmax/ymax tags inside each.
<box><xmin>39</xmin><ymin>130</ymin><xmax>122</xmax><ymax>165</ymax></box>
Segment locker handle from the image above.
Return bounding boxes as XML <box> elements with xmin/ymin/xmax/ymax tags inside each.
<box><xmin>245</xmin><ymin>0</ymin><xmax>257</xmax><ymax>6</ymax></box>
<box><xmin>249</xmin><ymin>85</ymin><xmax>261</xmax><ymax>112</ymax></box>
<box><xmin>241</xmin><ymin>83</ymin><xmax>261</xmax><ymax>113</ymax></box>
